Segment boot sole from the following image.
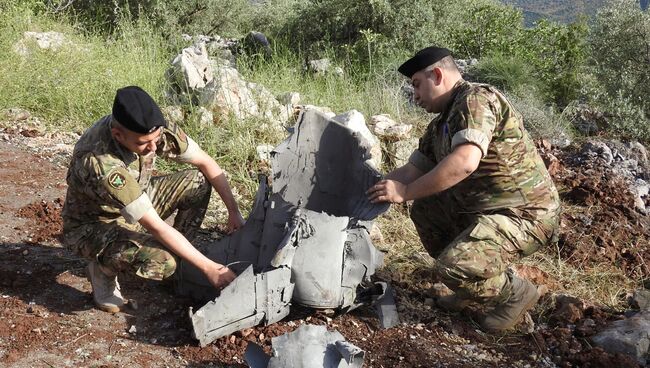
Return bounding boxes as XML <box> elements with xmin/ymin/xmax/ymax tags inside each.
<box><xmin>86</xmin><ymin>264</ymin><xmax>124</xmax><ymax>314</ymax></box>
<box><xmin>96</xmin><ymin>303</ymin><xmax>121</xmax><ymax>314</ymax></box>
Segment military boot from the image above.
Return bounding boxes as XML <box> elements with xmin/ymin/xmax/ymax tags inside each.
<box><xmin>480</xmin><ymin>275</ymin><xmax>539</xmax><ymax>332</ymax></box>
<box><xmin>435</xmin><ymin>293</ymin><xmax>472</xmax><ymax>312</ymax></box>
<box><xmin>86</xmin><ymin>261</ymin><xmax>125</xmax><ymax>313</ymax></box>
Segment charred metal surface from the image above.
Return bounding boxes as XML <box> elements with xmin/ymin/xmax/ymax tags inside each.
<box><xmin>244</xmin><ymin>324</ymin><xmax>365</xmax><ymax>368</ymax></box>
<box><xmin>177</xmin><ymin>109</ymin><xmax>395</xmax><ymax>346</ymax></box>
<box><xmin>271</xmin><ymin>109</ymin><xmax>387</xmax><ymax>220</ymax></box>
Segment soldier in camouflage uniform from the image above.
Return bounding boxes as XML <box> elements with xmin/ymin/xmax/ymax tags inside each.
<box><xmin>367</xmin><ymin>47</ymin><xmax>560</xmax><ymax>332</ymax></box>
<box><xmin>62</xmin><ymin>86</ymin><xmax>245</xmax><ymax>313</ymax></box>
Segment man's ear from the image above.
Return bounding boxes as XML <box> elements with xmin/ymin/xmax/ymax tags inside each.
<box><xmin>432</xmin><ymin>67</ymin><xmax>444</xmax><ymax>85</ymax></box>
<box><xmin>111</xmin><ymin>125</ymin><xmax>125</xmax><ymax>143</ymax></box>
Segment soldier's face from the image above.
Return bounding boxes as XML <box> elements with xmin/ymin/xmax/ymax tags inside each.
<box><xmin>114</xmin><ymin>127</ymin><xmax>162</xmax><ymax>155</ymax></box>
<box><xmin>411</xmin><ymin>68</ymin><xmax>446</xmax><ymax>113</ymax></box>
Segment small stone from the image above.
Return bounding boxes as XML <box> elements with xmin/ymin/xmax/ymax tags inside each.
<box><xmin>31</xmin><ymin>328</ymin><xmax>41</xmax><ymax>334</ymax></box>
<box><xmin>22</xmin><ymin>250</ymin><xmax>28</xmax><ymax>256</ymax></box>
<box><xmin>241</xmin><ymin>328</ymin><xmax>254</xmax><ymax>338</ymax></box>
<box><xmin>258</xmin><ymin>333</ymin><xmax>265</xmax><ymax>341</ymax></box>
<box><xmin>128</xmin><ymin>325</ymin><xmax>137</xmax><ymax>334</ymax></box>
<box><xmin>229</xmin><ymin>335</ymin><xmax>236</xmax><ymax>344</ymax></box>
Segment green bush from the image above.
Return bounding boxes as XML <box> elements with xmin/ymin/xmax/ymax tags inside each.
<box><xmin>507</xmin><ymin>89</ymin><xmax>573</xmax><ymax>141</ymax></box>
<box><xmin>469</xmin><ymin>53</ymin><xmax>539</xmax><ymax>93</ymax></box>
<box><xmin>56</xmin><ymin>0</ymin><xmax>255</xmax><ymax>39</ymax></box>
<box><xmin>588</xmin><ymin>0</ymin><xmax>650</xmax><ymax>124</ymax></box>
<box><xmin>446</xmin><ymin>1</ymin><xmax>526</xmax><ymax>58</ymax></box>
<box><xmin>523</xmin><ymin>18</ymin><xmax>588</xmax><ymax>107</ymax></box>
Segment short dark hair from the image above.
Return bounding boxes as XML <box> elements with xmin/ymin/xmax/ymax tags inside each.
<box><xmin>424</xmin><ymin>55</ymin><xmax>460</xmax><ymax>74</ymax></box>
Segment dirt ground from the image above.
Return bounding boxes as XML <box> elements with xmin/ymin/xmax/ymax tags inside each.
<box><xmin>0</xmin><ymin>127</ymin><xmax>647</xmax><ymax>367</ymax></box>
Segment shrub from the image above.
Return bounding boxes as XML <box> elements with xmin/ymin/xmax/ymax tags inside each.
<box><xmin>56</xmin><ymin>0</ymin><xmax>255</xmax><ymax>39</ymax></box>
<box><xmin>468</xmin><ymin>53</ymin><xmax>539</xmax><ymax>93</ymax></box>
<box><xmin>523</xmin><ymin>18</ymin><xmax>589</xmax><ymax>107</ymax></box>
<box><xmin>589</xmin><ymin>0</ymin><xmax>650</xmax><ymax>121</ymax></box>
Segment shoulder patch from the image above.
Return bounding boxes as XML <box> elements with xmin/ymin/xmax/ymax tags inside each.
<box><xmin>108</xmin><ymin>171</ymin><xmax>127</xmax><ymax>189</ymax></box>
<box><xmin>102</xmin><ymin>166</ymin><xmax>143</xmax><ymax>208</ymax></box>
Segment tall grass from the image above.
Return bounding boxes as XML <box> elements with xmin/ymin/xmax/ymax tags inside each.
<box><xmin>236</xmin><ymin>44</ymin><xmax>428</xmax><ymax>128</ymax></box>
<box><xmin>0</xmin><ymin>6</ymin><xmax>169</xmax><ymax>131</ymax></box>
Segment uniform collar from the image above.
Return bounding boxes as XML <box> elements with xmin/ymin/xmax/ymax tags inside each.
<box><xmin>436</xmin><ymin>79</ymin><xmax>468</xmax><ymax>126</ymax></box>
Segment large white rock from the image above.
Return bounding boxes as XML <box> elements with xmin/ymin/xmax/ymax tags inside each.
<box><xmin>169</xmin><ymin>43</ymin><xmax>213</xmax><ymax>92</ymax></box>
<box><xmin>370</xmin><ymin>114</ymin><xmax>413</xmax><ymax>140</ymax></box>
<box><xmin>14</xmin><ymin>31</ymin><xmax>70</xmax><ymax>56</ymax></box>
<box><xmin>331</xmin><ymin>110</ymin><xmax>382</xmax><ymax>170</ymax></box>
<box><xmin>199</xmin><ymin>64</ymin><xmax>289</xmax><ymax>127</ymax></box>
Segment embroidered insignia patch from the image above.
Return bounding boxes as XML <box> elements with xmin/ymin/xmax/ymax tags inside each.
<box><xmin>108</xmin><ymin>172</ymin><xmax>127</xmax><ymax>189</ymax></box>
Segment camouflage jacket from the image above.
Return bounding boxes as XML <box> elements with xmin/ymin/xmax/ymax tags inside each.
<box><xmin>408</xmin><ymin>80</ymin><xmax>560</xmax><ymax>218</ymax></box>
<box><xmin>62</xmin><ymin>115</ymin><xmax>201</xmax><ymax>232</ymax></box>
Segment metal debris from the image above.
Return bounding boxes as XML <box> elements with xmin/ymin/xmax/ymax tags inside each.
<box><xmin>176</xmin><ymin>109</ymin><xmax>397</xmax><ymax>346</ymax></box>
<box><xmin>244</xmin><ymin>324</ymin><xmax>365</xmax><ymax>368</ymax></box>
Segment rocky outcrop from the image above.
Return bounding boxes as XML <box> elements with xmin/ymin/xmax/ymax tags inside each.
<box><xmin>167</xmin><ymin>40</ymin><xmax>290</xmax><ymax>129</ymax></box>
<box><xmin>592</xmin><ymin>311</ymin><xmax>650</xmax><ymax>365</ymax></box>
<box><xmin>13</xmin><ymin>31</ymin><xmax>72</xmax><ymax>56</ymax></box>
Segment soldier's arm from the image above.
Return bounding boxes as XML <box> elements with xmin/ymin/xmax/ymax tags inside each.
<box><xmin>368</xmin><ymin>143</ymin><xmax>481</xmax><ymax>203</ymax></box>
<box><xmin>157</xmin><ymin>123</ymin><xmax>244</xmax><ymax>233</ymax></box>
<box><xmin>385</xmin><ymin>163</ymin><xmax>423</xmax><ymax>184</ymax></box>
<box><xmin>402</xmin><ymin>143</ymin><xmax>481</xmax><ymax>200</ymax></box>
<box><xmin>186</xmin><ymin>150</ymin><xmax>244</xmax><ymax>233</ymax></box>
<box><xmin>138</xmin><ymin>208</ymin><xmax>236</xmax><ymax>288</ymax></box>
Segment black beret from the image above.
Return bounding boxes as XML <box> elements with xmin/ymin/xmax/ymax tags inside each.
<box><xmin>398</xmin><ymin>47</ymin><xmax>452</xmax><ymax>78</ymax></box>
<box><xmin>112</xmin><ymin>86</ymin><xmax>166</xmax><ymax>134</ymax></box>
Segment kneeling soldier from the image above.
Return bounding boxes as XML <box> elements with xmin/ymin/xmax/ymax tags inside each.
<box><xmin>62</xmin><ymin>86</ymin><xmax>245</xmax><ymax>313</ymax></box>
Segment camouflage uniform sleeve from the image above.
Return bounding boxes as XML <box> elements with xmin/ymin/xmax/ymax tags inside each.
<box><xmin>450</xmin><ymin>90</ymin><xmax>499</xmax><ymax>158</ymax></box>
<box><xmin>157</xmin><ymin>121</ymin><xmax>201</xmax><ymax>163</ymax></box>
<box><xmin>79</xmin><ymin>153</ymin><xmax>154</xmax><ymax>224</ymax></box>
<box><xmin>408</xmin><ymin>121</ymin><xmax>436</xmax><ymax>173</ymax></box>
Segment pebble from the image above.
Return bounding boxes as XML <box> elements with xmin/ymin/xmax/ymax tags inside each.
<box><xmin>128</xmin><ymin>325</ymin><xmax>137</xmax><ymax>334</ymax></box>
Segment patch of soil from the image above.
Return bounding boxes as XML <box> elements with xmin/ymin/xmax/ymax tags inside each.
<box><xmin>547</xmin><ymin>147</ymin><xmax>650</xmax><ymax>280</ymax></box>
<box><xmin>16</xmin><ymin>198</ymin><xmax>63</xmax><ymax>244</ymax></box>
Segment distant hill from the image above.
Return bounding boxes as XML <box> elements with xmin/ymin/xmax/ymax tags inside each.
<box><xmin>500</xmin><ymin>0</ymin><xmax>610</xmax><ymax>25</ymax></box>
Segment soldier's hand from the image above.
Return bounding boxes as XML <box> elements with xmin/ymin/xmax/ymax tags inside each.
<box><xmin>205</xmin><ymin>263</ymin><xmax>236</xmax><ymax>289</ymax></box>
<box><xmin>366</xmin><ymin>179</ymin><xmax>407</xmax><ymax>204</ymax></box>
<box><xmin>225</xmin><ymin>211</ymin><xmax>245</xmax><ymax>234</ymax></box>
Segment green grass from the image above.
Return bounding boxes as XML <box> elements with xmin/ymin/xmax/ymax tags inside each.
<box><xmin>0</xmin><ymin>7</ymin><xmax>169</xmax><ymax>131</ymax></box>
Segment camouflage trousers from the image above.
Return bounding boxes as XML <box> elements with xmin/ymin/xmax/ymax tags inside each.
<box><xmin>410</xmin><ymin>194</ymin><xmax>558</xmax><ymax>303</ymax></box>
<box><xmin>65</xmin><ymin>169</ymin><xmax>211</xmax><ymax>280</ymax></box>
